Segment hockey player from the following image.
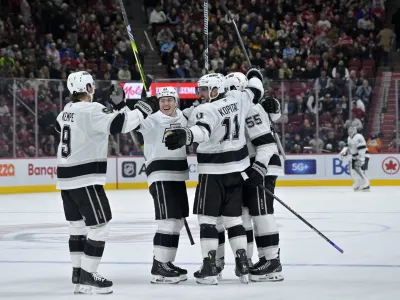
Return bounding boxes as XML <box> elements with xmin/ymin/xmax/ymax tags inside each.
<box><xmin>338</xmin><ymin>126</ymin><xmax>370</xmax><ymax>191</ymax></box>
<box><xmin>164</xmin><ymin>69</ymin><xmax>267</xmax><ymax>285</ymax></box>
<box><xmin>215</xmin><ymin>72</ymin><xmax>283</xmax><ymax>282</ymax></box>
<box><xmin>55</xmin><ymin>71</ymin><xmax>159</xmax><ymax>294</ymax></box>
<box><xmin>135</xmin><ymin>86</ymin><xmax>189</xmax><ymax>284</ymax></box>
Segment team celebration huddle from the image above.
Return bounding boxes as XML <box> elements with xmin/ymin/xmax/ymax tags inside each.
<box><xmin>55</xmin><ymin>67</ymin><xmax>284</xmax><ymax>294</ymax></box>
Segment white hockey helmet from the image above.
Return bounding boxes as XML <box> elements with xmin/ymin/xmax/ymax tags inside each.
<box><xmin>348</xmin><ymin>126</ymin><xmax>357</xmax><ymax>138</ymax></box>
<box><xmin>156</xmin><ymin>86</ymin><xmax>178</xmax><ymax>101</ymax></box>
<box><xmin>224</xmin><ymin>72</ymin><xmax>249</xmax><ymax>92</ymax></box>
<box><xmin>197</xmin><ymin>73</ymin><xmax>225</xmax><ymax>101</ymax></box>
<box><xmin>67</xmin><ymin>71</ymin><xmax>95</xmax><ymax>96</ymax></box>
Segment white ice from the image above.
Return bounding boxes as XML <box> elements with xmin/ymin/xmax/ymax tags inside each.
<box><xmin>0</xmin><ymin>187</ymin><xmax>399</xmax><ymax>300</ymax></box>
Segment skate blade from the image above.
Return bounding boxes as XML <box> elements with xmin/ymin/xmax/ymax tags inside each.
<box><xmin>217</xmin><ymin>273</ymin><xmax>223</xmax><ymax>280</ymax></box>
<box><xmin>250</xmin><ymin>273</ymin><xmax>284</xmax><ymax>282</ymax></box>
<box><xmin>195</xmin><ymin>276</ymin><xmax>218</xmax><ymax>285</ymax></box>
<box><xmin>239</xmin><ymin>274</ymin><xmax>249</xmax><ymax>284</ymax></box>
<box><xmin>361</xmin><ymin>187</ymin><xmax>370</xmax><ymax>192</ymax></box>
<box><xmin>179</xmin><ymin>274</ymin><xmax>188</xmax><ymax>281</ymax></box>
<box><xmin>78</xmin><ymin>284</ymin><xmax>113</xmax><ymax>294</ymax></box>
<box><xmin>151</xmin><ymin>275</ymin><xmax>180</xmax><ymax>284</ymax></box>
<box><xmin>73</xmin><ymin>284</ymin><xmax>80</xmax><ymax>294</ymax></box>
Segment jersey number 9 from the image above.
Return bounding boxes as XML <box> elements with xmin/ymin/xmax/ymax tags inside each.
<box><xmin>61</xmin><ymin>125</ymin><xmax>71</xmax><ymax>158</ymax></box>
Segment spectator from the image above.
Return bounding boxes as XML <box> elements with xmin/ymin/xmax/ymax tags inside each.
<box><xmin>356</xmin><ymin>80</ymin><xmax>372</xmax><ymax>104</ymax></box>
<box><xmin>344</xmin><ymin>115</ymin><xmax>363</xmax><ymax>131</ymax></box>
<box><xmin>117</xmin><ymin>64</ymin><xmax>131</xmax><ymax>81</ymax></box>
<box><xmin>279</xmin><ymin>63</ymin><xmax>293</xmax><ymax>79</ymax></box>
<box><xmin>309</xmin><ymin>134</ymin><xmax>325</xmax><ymax>153</ymax></box>
<box><xmin>392</xmin><ymin>8</ymin><xmax>400</xmax><ymax>51</ymax></box>
<box><xmin>0</xmin><ymin>97</ymin><xmax>10</xmax><ymax>116</ymax></box>
<box><xmin>332</xmin><ymin>61</ymin><xmax>349</xmax><ymax>79</ymax></box>
<box><xmin>377</xmin><ymin>25</ymin><xmax>395</xmax><ymax>66</ymax></box>
<box><xmin>149</xmin><ymin>5</ymin><xmax>167</xmax><ymax>27</ymax></box>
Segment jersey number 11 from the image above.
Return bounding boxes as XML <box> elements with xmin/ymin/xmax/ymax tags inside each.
<box><xmin>221</xmin><ymin>114</ymin><xmax>240</xmax><ymax>142</ymax></box>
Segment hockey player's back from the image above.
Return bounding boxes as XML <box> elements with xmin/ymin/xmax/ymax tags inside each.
<box><xmin>191</xmin><ymin>89</ymin><xmax>252</xmax><ymax>174</ymax></box>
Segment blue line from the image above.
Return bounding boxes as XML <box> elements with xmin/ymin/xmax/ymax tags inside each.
<box><xmin>0</xmin><ymin>260</ymin><xmax>399</xmax><ymax>268</ymax></box>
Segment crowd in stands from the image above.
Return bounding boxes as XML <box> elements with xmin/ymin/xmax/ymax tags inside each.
<box><xmin>146</xmin><ymin>0</ymin><xmax>393</xmax><ymax>154</ymax></box>
<box><xmin>0</xmin><ymin>0</ymin><xmax>148</xmax><ymax>158</ymax></box>
<box><xmin>0</xmin><ymin>0</ymin><xmax>397</xmax><ymax>158</ymax></box>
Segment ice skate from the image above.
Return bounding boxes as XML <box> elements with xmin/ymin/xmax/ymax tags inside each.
<box><xmin>167</xmin><ymin>262</ymin><xmax>188</xmax><ymax>281</ymax></box>
<box><xmin>151</xmin><ymin>258</ymin><xmax>180</xmax><ymax>284</ymax></box>
<box><xmin>234</xmin><ymin>249</ymin><xmax>250</xmax><ymax>284</ymax></box>
<box><xmin>78</xmin><ymin>269</ymin><xmax>113</xmax><ymax>294</ymax></box>
<box><xmin>72</xmin><ymin>267</ymin><xmax>81</xmax><ymax>294</ymax></box>
<box><xmin>194</xmin><ymin>250</ymin><xmax>218</xmax><ymax>285</ymax></box>
<box><xmin>250</xmin><ymin>257</ymin><xmax>284</xmax><ymax>282</ymax></box>
<box><xmin>216</xmin><ymin>256</ymin><xmax>225</xmax><ymax>279</ymax></box>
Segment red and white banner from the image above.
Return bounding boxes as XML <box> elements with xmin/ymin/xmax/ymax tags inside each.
<box><xmin>121</xmin><ymin>82</ymin><xmax>198</xmax><ymax>100</ymax></box>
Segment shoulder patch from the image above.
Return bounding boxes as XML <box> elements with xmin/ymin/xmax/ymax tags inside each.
<box><xmin>102</xmin><ymin>107</ymin><xmax>113</xmax><ymax>114</ymax></box>
<box><xmin>196</xmin><ymin>112</ymin><xmax>204</xmax><ymax>119</ymax></box>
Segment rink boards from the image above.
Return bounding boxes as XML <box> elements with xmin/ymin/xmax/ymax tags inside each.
<box><xmin>0</xmin><ymin>154</ymin><xmax>399</xmax><ymax>194</ymax></box>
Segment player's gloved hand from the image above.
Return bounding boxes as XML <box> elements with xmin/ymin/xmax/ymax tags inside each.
<box><xmin>353</xmin><ymin>158</ymin><xmax>364</xmax><ymax>168</ymax></box>
<box><xmin>260</xmin><ymin>96</ymin><xmax>280</xmax><ymax>113</ymax></box>
<box><xmin>108</xmin><ymin>84</ymin><xmax>126</xmax><ymax>110</ymax></box>
<box><xmin>244</xmin><ymin>161</ymin><xmax>268</xmax><ymax>186</ymax></box>
<box><xmin>246</xmin><ymin>66</ymin><xmax>263</xmax><ymax>82</ymax></box>
<box><xmin>164</xmin><ymin>128</ymin><xmax>193</xmax><ymax>150</ymax></box>
<box><xmin>338</xmin><ymin>147</ymin><xmax>348</xmax><ymax>161</ymax></box>
<box><xmin>134</xmin><ymin>96</ymin><xmax>159</xmax><ymax>118</ymax></box>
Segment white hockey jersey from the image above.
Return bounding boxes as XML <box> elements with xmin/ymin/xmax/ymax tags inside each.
<box><xmin>347</xmin><ymin>133</ymin><xmax>368</xmax><ymax>162</ymax></box>
<box><xmin>137</xmin><ymin>109</ymin><xmax>189</xmax><ymax>185</ymax></box>
<box><xmin>188</xmin><ymin>89</ymin><xmax>254</xmax><ymax>174</ymax></box>
<box><xmin>245</xmin><ymin>103</ymin><xmax>283</xmax><ymax>176</ymax></box>
<box><xmin>55</xmin><ymin>101</ymin><xmax>144</xmax><ymax>190</ymax></box>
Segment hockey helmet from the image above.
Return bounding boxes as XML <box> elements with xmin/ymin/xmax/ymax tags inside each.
<box><xmin>348</xmin><ymin>126</ymin><xmax>357</xmax><ymax>138</ymax></box>
<box><xmin>67</xmin><ymin>71</ymin><xmax>95</xmax><ymax>97</ymax></box>
<box><xmin>224</xmin><ymin>72</ymin><xmax>249</xmax><ymax>92</ymax></box>
<box><xmin>156</xmin><ymin>86</ymin><xmax>178</xmax><ymax>101</ymax></box>
<box><xmin>197</xmin><ymin>73</ymin><xmax>225</xmax><ymax>101</ymax></box>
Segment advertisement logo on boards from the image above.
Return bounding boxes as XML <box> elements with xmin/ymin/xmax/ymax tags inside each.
<box><xmin>333</xmin><ymin>158</ymin><xmax>350</xmax><ymax>175</ymax></box>
<box><xmin>0</xmin><ymin>163</ymin><xmax>15</xmax><ymax>177</ymax></box>
<box><xmin>122</xmin><ymin>161</ymin><xmax>136</xmax><ymax>178</ymax></box>
<box><xmin>284</xmin><ymin>159</ymin><xmax>316</xmax><ymax>175</ymax></box>
<box><xmin>382</xmin><ymin>157</ymin><xmax>400</xmax><ymax>175</ymax></box>
<box><xmin>28</xmin><ymin>164</ymin><xmax>57</xmax><ymax>178</ymax></box>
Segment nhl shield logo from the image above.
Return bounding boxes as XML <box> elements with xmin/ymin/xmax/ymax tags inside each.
<box><xmin>122</xmin><ymin>161</ymin><xmax>136</xmax><ymax>177</ymax></box>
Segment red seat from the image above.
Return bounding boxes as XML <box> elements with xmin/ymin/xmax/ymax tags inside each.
<box><xmin>362</xmin><ymin>59</ymin><xmax>375</xmax><ymax>68</ymax></box>
<box><xmin>349</xmin><ymin>59</ymin><xmax>361</xmax><ymax>68</ymax></box>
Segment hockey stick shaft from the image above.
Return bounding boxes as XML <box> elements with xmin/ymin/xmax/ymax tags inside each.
<box><xmin>204</xmin><ymin>0</ymin><xmax>209</xmax><ymax>72</ymax></box>
<box><xmin>241</xmin><ymin>173</ymin><xmax>344</xmax><ymax>254</ymax></box>
<box><xmin>184</xmin><ymin>218</ymin><xmax>195</xmax><ymax>245</ymax></box>
<box><xmin>119</xmin><ymin>0</ymin><xmax>148</xmax><ymax>91</ymax></box>
<box><xmin>220</xmin><ymin>0</ymin><xmax>286</xmax><ymax>159</ymax></box>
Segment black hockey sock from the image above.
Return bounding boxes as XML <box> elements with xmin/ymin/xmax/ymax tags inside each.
<box><xmin>69</xmin><ymin>235</ymin><xmax>86</xmax><ymax>268</ymax></box>
<box><xmin>154</xmin><ymin>231</ymin><xmax>178</xmax><ymax>262</ymax></box>
<box><xmin>200</xmin><ymin>224</ymin><xmax>218</xmax><ymax>258</ymax></box>
<box><xmin>227</xmin><ymin>225</ymin><xmax>247</xmax><ymax>256</ymax></box>
<box><xmin>81</xmin><ymin>239</ymin><xmax>105</xmax><ymax>273</ymax></box>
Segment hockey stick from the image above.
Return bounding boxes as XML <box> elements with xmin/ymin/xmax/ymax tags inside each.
<box><xmin>204</xmin><ymin>0</ymin><xmax>209</xmax><ymax>72</ymax></box>
<box><xmin>119</xmin><ymin>0</ymin><xmax>148</xmax><ymax>92</ymax></box>
<box><xmin>241</xmin><ymin>173</ymin><xmax>344</xmax><ymax>254</ymax></box>
<box><xmin>184</xmin><ymin>219</ymin><xmax>195</xmax><ymax>245</ymax></box>
<box><xmin>220</xmin><ymin>0</ymin><xmax>286</xmax><ymax>159</ymax></box>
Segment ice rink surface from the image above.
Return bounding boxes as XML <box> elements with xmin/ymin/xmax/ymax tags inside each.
<box><xmin>0</xmin><ymin>187</ymin><xmax>399</xmax><ymax>300</ymax></box>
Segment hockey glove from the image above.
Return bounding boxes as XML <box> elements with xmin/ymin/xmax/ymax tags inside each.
<box><xmin>352</xmin><ymin>159</ymin><xmax>364</xmax><ymax>169</ymax></box>
<box><xmin>244</xmin><ymin>161</ymin><xmax>268</xmax><ymax>186</ymax></box>
<box><xmin>108</xmin><ymin>84</ymin><xmax>126</xmax><ymax>110</ymax></box>
<box><xmin>260</xmin><ymin>97</ymin><xmax>280</xmax><ymax>113</ymax></box>
<box><xmin>164</xmin><ymin>128</ymin><xmax>193</xmax><ymax>150</ymax></box>
<box><xmin>338</xmin><ymin>147</ymin><xmax>348</xmax><ymax>161</ymax></box>
<box><xmin>134</xmin><ymin>96</ymin><xmax>159</xmax><ymax>118</ymax></box>
<box><xmin>246</xmin><ymin>67</ymin><xmax>263</xmax><ymax>82</ymax></box>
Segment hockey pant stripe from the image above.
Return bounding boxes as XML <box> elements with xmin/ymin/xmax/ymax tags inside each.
<box><xmin>154</xmin><ymin>182</ymin><xmax>168</xmax><ymax>219</ymax></box>
<box><xmin>85</xmin><ymin>186</ymin><xmax>108</xmax><ymax>225</ymax></box>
